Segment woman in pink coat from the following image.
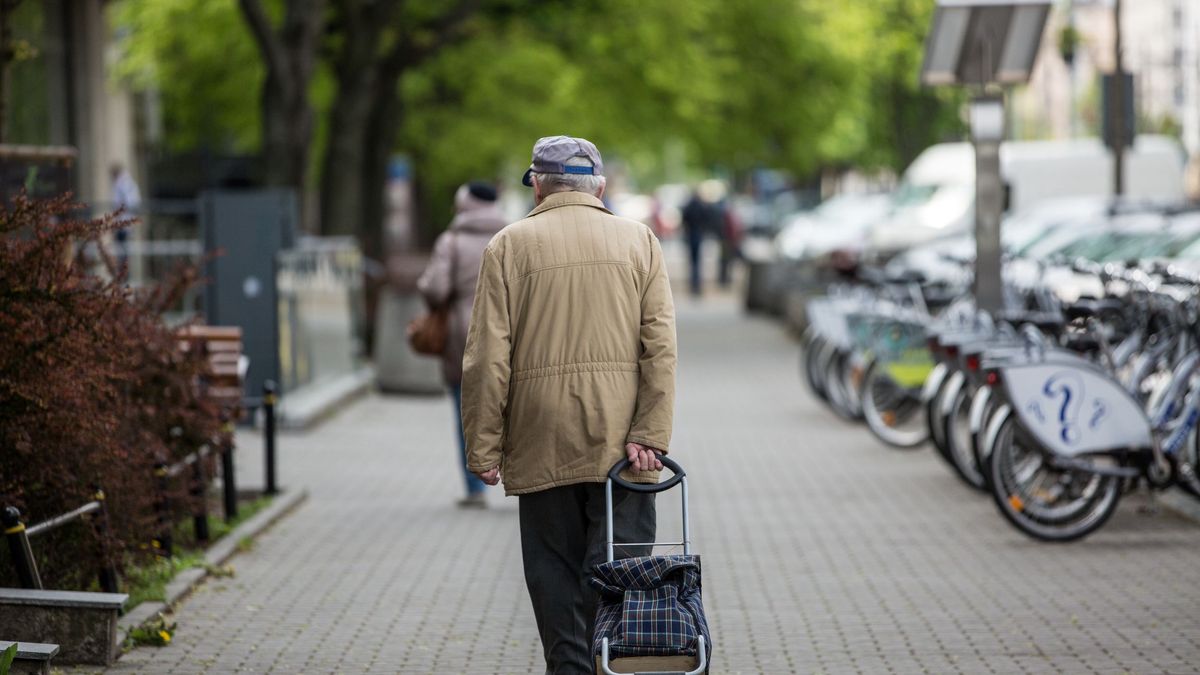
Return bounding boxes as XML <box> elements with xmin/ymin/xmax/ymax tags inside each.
<box><xmin>417</xmin><ymin>182</ymin><xmax>508</xmax><ymax>508</ymax></box>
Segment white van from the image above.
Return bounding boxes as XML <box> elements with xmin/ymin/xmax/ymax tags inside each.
<box><xmin>867</xmin><ymin>135</ymin><xmax>1187</xmax><ymax>254</ymax></box>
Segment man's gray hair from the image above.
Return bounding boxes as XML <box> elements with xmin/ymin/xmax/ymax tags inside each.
<box><xmin>532</xmin><ymin>156</ymin><xmax>605</xmax><ymax>196</ymax></box>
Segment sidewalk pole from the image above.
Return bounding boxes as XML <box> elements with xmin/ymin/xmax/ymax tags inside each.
<box><xmin>191</xmin><ymin>452</ymin><xmax>211</xmax><ymax>543</ymax></box>
<box><xmin>91</xmin><ymin>486</ymin><xmax>120</xmax><ymax>593</ymax></box>
<box><xmin>263</xmin><ymin>380</ymin><xmax>278</xmax><ymax>496</ymax></box>
<box><xmin>220</xmin><ymin>414</ymin><xmax>239</xmax><ymax>522</ymax></box>
<box><xmin>153</xmin><ymin>461</ymin><xmax>174</xmax><ymax>557</ymax></box>
<box><xmin>2</xmin><ymin>506</ymin><xmax>43</xmax><ymax>589</ymax></box>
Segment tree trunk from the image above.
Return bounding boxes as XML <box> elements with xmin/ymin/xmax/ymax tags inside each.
<box><xmin>318</xmin><ymin>87</ymin><xmax>373</xmax><ymax>236</ymax></box>
<box><xmin>259</xmin><ymin>72</ymin><xmax>294</xmax><ymax>186</ymax></box>
<box><xmin>318</xmin><ymin>1</ymin><xmax>409</xmax><ymax>238</ymax></box>
<box><xmin>319</xmin><ymin>64</ymin><xmax>376</xmax><ymax>236</ymax></box>
<box><xmin>357</xmin><ymin>84</ymin><xmax>402</xmax><ymax>264</ymax></box>
<box><xmin>239</xmin><ymin>0</ymin><xmax>324</xmax><ymax>228</ymax></box>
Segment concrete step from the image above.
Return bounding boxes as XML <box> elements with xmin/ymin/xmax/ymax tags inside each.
<box><xmin>0</xmin><ymin>588</ymin><xmax>127</xmax><ymax>666</ymax></box>
<box><xmin>0</xmin><ymin>640</ymin><xmax>59</xmax><ymax>675</ymax></box>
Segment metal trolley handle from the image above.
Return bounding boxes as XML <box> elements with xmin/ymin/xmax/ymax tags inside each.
<box><xmin>604</xmin><ymin>456</ymin><xmax>691</xmax><ymax>562</ymax></box>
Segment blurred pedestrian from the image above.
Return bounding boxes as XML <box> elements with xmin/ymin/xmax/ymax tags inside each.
<box><xmin>109</xmin><ymin>163</ymin><xmax>142</xmax><ymax>264</ymax></box>
<box><xmin>719</xmin><ymin>199</ymin><xmax>743</xmax><ymax>289</ymax></box>
<box><xmin>417</xmin><ymin>181</ymin><xmax>507</xmax><ymax>509</ymax></box>
<box><xmin>462</xmin><ymin>135</ymin><xmax>677</xmax><ymax>673</ymax></box>
<box><xmin>681</xmin><ymin>179</ymin><xmax>727</xmax><ymax>297</ymax></box>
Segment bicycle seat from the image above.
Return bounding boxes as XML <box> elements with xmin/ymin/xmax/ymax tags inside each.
<box><xmin>1064</xmin><ymin>298</ymin><xmax>1124</xmax><ymax>320</ymax></box>
<box><xmin>887</xmin><ymin>270</ymin><xmax>927</xmax><ymax>285</ymax></box>
<box><xmin>1063</xmin><ymin>332</ymin><xmax>1101</xmax><ymax>353</ymax></box>
<box><xmin>924</xmin><ymin>287</ymin><xmax>961</xmax><ymax>309</ymax></box>
<box><xmin>995</xmin><ymin>310</ymin><xmax>1065</xmax><ymax>334</ymax></box>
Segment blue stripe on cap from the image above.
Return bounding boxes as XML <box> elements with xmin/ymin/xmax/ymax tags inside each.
<box><xmin>563</xmin><ymin>165</ymin><xmax>595</xmax><ymax>175</ymax></box>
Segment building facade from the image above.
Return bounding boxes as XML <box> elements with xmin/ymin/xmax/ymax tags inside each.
<box><xmin>4</xmin><ymin>0</ymin><xmax>139</xmax><ymax>206</ymax></box>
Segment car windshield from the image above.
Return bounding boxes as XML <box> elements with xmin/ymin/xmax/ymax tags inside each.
<box><xmin>1170</xmin><ymin>235</ymin><xmax>1200</xmax><ymax>260</ymax></box>
<box><xmin>890</xmin><ymin>183</ymin><xmax>938</xmax><ymax>208</ymax></box>
<box><xmin>1091</xmin><ymin>231</ymin><xmax>1174</xmax><ymax>262</ymax></box>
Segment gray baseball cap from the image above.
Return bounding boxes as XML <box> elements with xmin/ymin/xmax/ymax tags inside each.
<box><xmin>521</xmin><ymin>135</ymin><xmax>604</xmax><ymax>187</ymax></box>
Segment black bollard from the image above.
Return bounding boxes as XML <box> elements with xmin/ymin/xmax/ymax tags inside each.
<box><xmin>2</xmin><ymin>506</ymin><xmax>43</xmax><ymax>589</ymax></box>
<box><xmin>191</xmin><ymin>453</ymin><xmax>210</xmax><ymax>543</ymax></box>
<box><xmin>92</xmin><ymin>487</ymin><xmax>120</xmax><ymax>593</ymax></box>
<box><xmin>153</xmin><ymin>462</ymin><xmax>174</xmax><ymax>557</ymax></box>
<box><xmin>263</xmin><ymin>380</ymin><xmax>278</xmax><ymax>496</ymax></box>
<box><xmin>220</xmin><ymin>417</ymin><xmax>238</xmax><ymax>522</ymax></box>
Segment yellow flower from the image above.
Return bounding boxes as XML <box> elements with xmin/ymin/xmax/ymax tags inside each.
<box><xmin>159</xmin><ymin>630</ymin><xmax>172</xmax><ymax>644</ymax></box>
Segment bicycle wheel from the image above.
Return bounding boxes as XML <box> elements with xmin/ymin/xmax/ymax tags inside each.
<box><xmin>987</xmin><ymin>416</ymin><xmax>1123</xmax><ymax>542</ymax></box>
<box><xmin>861</xmin><ymin>360</ymin><xmax>928</xmax><ymax>448</ymax></box>
<box><xmin>925</xmin><ymin>365</ymin><xmax>951</xmax><ymax>460</ymax></box>
<box><xmin>800</xmin><ymin>330</ymin><xmax>830</xmax><ymax>404</ymax></box>
<box><xmin>944</xmin><ymin>381</ymin><xmax>987</xmax><ymax>491</ymax></box>
<box><xmin>930</xmin><ymin>370</ymin><xmax>965</xmax><ymax>466</ymax></box>
<box><xmin>1182</xmin><ymin>427</ymin><xmax>1200</xmax><ymax>499</ymax></box>
<box><xmin>825</xmin><ymin>348</ymin><xmax>863</xmax><ymax>421</ymax></box>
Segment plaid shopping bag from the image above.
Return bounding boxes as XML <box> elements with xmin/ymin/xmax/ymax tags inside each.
<box><xmin>590</xmin><ymin>555</ymin><xmax>712</xmax><ymax>661</ymax></box>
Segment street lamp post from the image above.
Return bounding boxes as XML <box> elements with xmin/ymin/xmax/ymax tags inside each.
<box><xmin>1111</xmin><ymin>0</ymin><xmax>1125</xmax><ymax>196</ymax></box>
<box><xmin>969</xmin><ymin>97</ymin><xmax>1007</xmax><ymax>312</ymax></box>
<box><xmin>920</xmin><ymin>0</ymin><xmax>1051</xmax><ymax>314</ymax></box>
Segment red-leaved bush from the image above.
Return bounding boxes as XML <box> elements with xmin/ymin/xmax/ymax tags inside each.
<box><xmin>0</xmin><ymin>194</ymin><xmax>223</xmax><ymax>590</ymax></box>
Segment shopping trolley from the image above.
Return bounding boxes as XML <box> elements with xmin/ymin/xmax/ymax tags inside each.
<box><xmin>592</xmin><ymin>456</ymin><xmax>711</xmax><ymax>675</ymax></box>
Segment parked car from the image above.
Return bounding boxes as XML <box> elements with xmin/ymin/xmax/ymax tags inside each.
<box><xmin>867</xmin><ymin>136</ymin><xmax>1187</xmax><ymax>256</ymax></box>
<box><xmin>766</xmin><ymin>193</ymin><xmax>893</xmax><ymax>324</ymax></box>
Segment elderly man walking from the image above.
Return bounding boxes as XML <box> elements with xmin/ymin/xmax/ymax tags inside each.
<box><xmin>462</xmin><ymin>135</ymin><xmax>677</xmax><ymax>674</ymax></box>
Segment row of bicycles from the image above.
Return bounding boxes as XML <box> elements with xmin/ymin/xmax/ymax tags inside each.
<box><xmin>801</xmin><ymin>256</ymin><xmax>1200</xmax><ymax>541</ymax></box>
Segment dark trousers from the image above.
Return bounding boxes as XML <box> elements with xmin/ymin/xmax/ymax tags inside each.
<box><xmin>519</xmin><ymin>482</ymin><xmax>656</xmax><ymax>675</ymax></box>
<box><xmin>687</xmin><ymin>230</ymin><xmax>704</xmax><ymax>297</ymax></box>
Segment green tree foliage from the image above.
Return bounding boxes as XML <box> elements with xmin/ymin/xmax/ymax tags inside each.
<box><xmin>113</xmin><ymin>0</ymin><xmax>264</xmax><ymax>152</ymax></box>
<box><xmin>112</xmin><ymin>0</ymin><xmax>965</xmax><ymax>235</ymax></box>
<box><xmin>401</xmin><ymin>0</ymin><xmax>879</xmax><ymax>229</ymax></box>
<box><xmin>851</xmin><ymin>0</ymin><xmax>966</xmax><ymax>172</ymax></box>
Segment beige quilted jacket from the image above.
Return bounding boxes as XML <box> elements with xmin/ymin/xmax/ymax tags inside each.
<box><xmin>461</xmin><ymin>191</ymin><xmax>677</xmax><ymax>495</ymax></box>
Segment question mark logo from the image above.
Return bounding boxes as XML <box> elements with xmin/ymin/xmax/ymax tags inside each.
<box><xmin>1043</xmin><ymin>371</ymin><xmax>1085</xmax><ymax>445</ymax></box>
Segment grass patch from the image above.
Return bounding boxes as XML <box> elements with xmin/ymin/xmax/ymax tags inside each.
<box><xmin>206</xmin><ymin>494</ymin><xmax>274</xmax><ymax>542</ymax></box>
<box><xmin>123</xmin><ymin>553</ymin><xmax>205</xmax><ymax>608</ymax></box>
<box><xmin>122</xmin><ymin>493</ymin><xmax>275</xmax><ymax>608</ymax></box>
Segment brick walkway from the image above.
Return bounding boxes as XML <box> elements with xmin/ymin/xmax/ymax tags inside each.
<box><xmin>89</xmin><ymin>298</ymin><xmax>1200</xmax><ymax>674</ymax></box>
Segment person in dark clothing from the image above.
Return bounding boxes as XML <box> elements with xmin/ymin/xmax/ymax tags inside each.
<box><xmin>680</xmin><ymin>180</ymin><xmax>727</xmax><ymax>297</ymax></box>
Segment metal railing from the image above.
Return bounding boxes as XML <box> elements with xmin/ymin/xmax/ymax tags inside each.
<box><xmin>3</xmin><ymin>386</ymin><xmax>281</xmax><ymax>593</ymax></box>
<box><xmin>2</xmin><ymin>488</ymin><xmax>119</xmax><ymax>593</ymax></box>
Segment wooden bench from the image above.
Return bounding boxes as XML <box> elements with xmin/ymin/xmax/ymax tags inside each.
<box><xmin>177</xmin><ymin>324</ymin><xmax>246</xmax><ymax>409</ymax></box>
<box><xmin>0</xmin><ymin>588</ymin><xmax>127</xmax><ymax>665</ymax></box>
<box><xmin>0</xmin><ymin>640</ymin><xmax>59</xmax><ymax>675</ymax></box>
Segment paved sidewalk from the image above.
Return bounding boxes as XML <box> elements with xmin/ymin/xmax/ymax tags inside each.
<box><xmin>90</xmin><ymin>299</ymin><xmax>1199</xmax><ymax>674</ymax></box>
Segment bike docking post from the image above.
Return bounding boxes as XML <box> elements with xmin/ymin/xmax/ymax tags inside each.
<box><xmin>263</xmin><ymin>380</ymin><xmax>278</xmax><ymax>496</ymax></box>
<box><xmin>220</xmin><ymin>413</ymin><xmax>238</xmax><ymax>522</ymax></box>
<box><xmin>2</xmin><ymin>505</ymin><xmax>43</xmax><ymax>589</ymax></box>
<box><xmin>153</xmin><ymin>460</ymin><xmax>174</xmax><ymax>557</ymax></box>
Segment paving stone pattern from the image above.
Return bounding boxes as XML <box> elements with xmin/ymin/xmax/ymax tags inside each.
<box><xmin>87</xmin><ymin>299</ymin><xmax>1199</xmax><ymax>674</ymax></box>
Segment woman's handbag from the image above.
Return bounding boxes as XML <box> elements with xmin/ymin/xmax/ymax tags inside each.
<box><xmin>408</xmin><ymin>234</ymin><xmax>457</xmax><ymax>356</ymax></box>
<box><xmin>407</xmin><ymin>305</ymin><xmax>450</xmax><ymax>355</ymax></box>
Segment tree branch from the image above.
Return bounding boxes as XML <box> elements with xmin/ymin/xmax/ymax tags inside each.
<box><xmin>239</xmin><ymin>0</ymin><xmax>290</xmax><ymax>89</ymax></box>
<box><xmin>384</xmin><ymin>0</ymin><xmax>481</xmax><ymax>73</ymax></box>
